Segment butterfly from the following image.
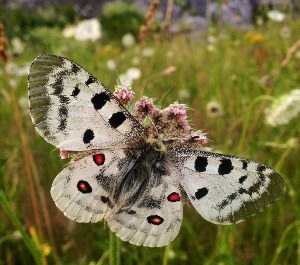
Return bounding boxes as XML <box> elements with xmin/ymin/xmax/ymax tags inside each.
<box><xmin>28</xmin><ymin>54</ymin><xmax>285</xmax><ymax>247</ymax></box>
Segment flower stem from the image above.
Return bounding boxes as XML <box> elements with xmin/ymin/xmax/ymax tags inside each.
<box><xmin>109</xmin><ymin>230</ymin><xmax>121</xmax><ymax>265</ymax></box>
<box><xmin>162</xmin><ymin>244</ymin><xmax>171</xmax><ymax>265</ymax></box>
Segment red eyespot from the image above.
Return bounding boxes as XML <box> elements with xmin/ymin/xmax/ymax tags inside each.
<box><xmin>77</xmin><ymin>180</ymin><xmax>92</xmax><ymax>194</ymax></box>
<box><xmin>147</xmin><ymin>215</ymin><xmax>164</xmax><ymax>225</ymax></box>
<box><xmin>167</xmin><ymin>192</ymin><xmax>181</xmax><ymax>202</ymax></box>
<box><xmin>93</xmin><ymin>154</ymin><xmax>105</xmax><ymax>165</ymax></box>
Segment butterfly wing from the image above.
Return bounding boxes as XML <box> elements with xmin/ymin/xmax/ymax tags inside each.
<box><xmin>106</xmin><ymin>169</ymin><xmax>183</xmax><ymax>247</ymax></box>
<box><xmin>171</xmin><ymin>147</ymin><xmax>285</xmax><ymax>224</ymax></box>
<box><xmin>50</xmin><ymin>149</ymin><xmax>136</xmax><ymax>223</ymax></box>
<box><xmin>28</xmin><ymin>54</ymin><xmax>146</xmax><ymax>151</ymax></box>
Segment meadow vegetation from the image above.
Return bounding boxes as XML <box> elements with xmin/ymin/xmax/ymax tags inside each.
<box><xmin>0</xmin><ymin>3</ymin><xmax>300</xmax><ymax>265</ymax></box>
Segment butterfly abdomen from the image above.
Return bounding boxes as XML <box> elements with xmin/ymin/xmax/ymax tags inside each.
<box><xmin>114</xmin><ymin>141</ymin><xmax>169</xmax><ymax>208</ymax></box>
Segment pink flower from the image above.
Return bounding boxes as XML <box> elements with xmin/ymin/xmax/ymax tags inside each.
<box><xmin>162</xmin><ymin>103</ymin><xmax>191</xmax><ymax>136</ymax></box>
<box><xmin>190</xmin><ymin>131</ymin><xmax>208</xmax><ymax>145</ymax></box>
<box><xmin>183</xmin><ymin>124</ymin><xmax>191</xmax><ymax>132</ymax></box>
<box><xmin>60</xmin><ymin>150</ymin><xmax>68</xmax><ymax>160</ymax></box>
<box><xmin>113</xmin><ymin>84</ymin><xmax>135</xmax><ymax>105</ymax></box>
<box><xmin>133</xmin><ymin>97</ymin><xmax>158</xmax><ymax>122</ymax></box>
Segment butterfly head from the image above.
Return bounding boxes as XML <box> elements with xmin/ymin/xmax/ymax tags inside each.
<box><xmin>146</xmin><ymin>138</ymin><xmax>167</xmax><ymax>153</ymax></box>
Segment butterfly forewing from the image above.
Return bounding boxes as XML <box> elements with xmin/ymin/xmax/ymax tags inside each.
<box><xmin>171</xmin><ymin>147</ymin><xmax>284</xmax><ymax>224</ymax></box>
<box><xmin>29</xmin><ymin>55</ymin><xmax>146</xmax><ymax>151</ymax></box>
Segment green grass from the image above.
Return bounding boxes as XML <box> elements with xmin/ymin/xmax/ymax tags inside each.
<box><xmin>0</xmin><ymin>11</ymin><xmax>300</xmax><ymax>265</ymax></box>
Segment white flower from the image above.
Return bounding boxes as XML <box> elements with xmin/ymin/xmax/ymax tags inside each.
<box><xmin>207</xmin><ymin>35</ymin><xmax>217</xmax><ymax>43</ymax></box>
<box><xmin>74</xmin><ymin>19</ymin><xmax>101</xmax><ymax>42</ymax></box>
<box><xmin>106</xmin><ymin>59</ymin><xmax>117</xmax><ymax>71</ymax></box>
<box><xmin>142</xmin><ymin>48</ymin><xmax>154</xmax><ymax>57</ymax></box>
<box><xmin>10</xmin><ymin>231</ymin><xmax>22</xmax><ymax>241</ymax></box>
<box><xmin>62</xmin><ymin>25</ymin><xmax>76</xmax><ymax>38</ymax></box>
<box><xmin>206</xmin><ymin>101</ymin><xmax>224</xmax><ymax>118</ymax></box>
<box><xmin>11</xmin><ymin>37</ymin><xmax>24</xmax><ymax>54</ymax></box>
<box><xmin>267</xmin><ymin>10</ymin><xmax>285</xmax><ymax>22</ymax></box>
<box><xmin>118</xmin><ymin>67</ymin><xmax>141</xmax><ymax>85</ymax></box>
<box><xmin>119</xmin><ymin>73</ymin><xmax>132</xmax><ymax>85</ymax></box>
<box><xmin>5</xmin><ymin>62</ymin><xmax>30</xmax><ymax>77</ymax></box>
<box><xmin>265</xmin><ymin>89</ymin><xmax>300</xmax><ymax>127</ymax></box>
<box><xmin>121</xmin><ymin>33</ymin><xmax>135</xmax><ymax>47</ymax></box>
<box><xmin>18</xmin><ymin>96</ymin><xmax>29</xmax><ymax>112</ymax></box>
<box><xmin>127</xmin><ymin>67</ymin><xmax>141</xmax><ymax>80</ymax></box>
<box><xmin>178</xmin><ymin>89</ymin><xmax>190</xmax><ymax>100</ymax></box>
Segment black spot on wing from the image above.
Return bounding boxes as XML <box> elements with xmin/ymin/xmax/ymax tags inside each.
<box><xmin>101</xmin><ymin>196</ymin><xmax>109</xmax><ymax>203</ymax></box>
<box><xmin>194</xmin><ymin>156</ymin><xmax>208</xmax><ymax>172</ymax></box>
<box><xmin>238</xmin><ymin>174</ymin><xmax>265</xmax><ymax>196</ymax></box>
<box><xmin>109</xmin><ymin>112</ymin><xmax>126</xmax><ymax>128</ymax></box>
<box><xmin>58</xmin><ymin>106</ymin><xmax>68</xmax><ymax>131</ymax></box>
<box><xmin>85</xmin><ymin>75</ymin><xmax>96</xmax><ymax>86</ymax></box>
<box><xmin>195</xmin><ymin>187</ymin><xmax>208</xmax><ymax>199</ymax></box>
<box><xmin>239</xmin><ymin>175</ymin><xmax>247</xmax><ymax>184</ymax></box>
<box><xmin>83</xmin><ymin>129</ymin><xmax>94</xmax><ymax>144</ymax></box>
<box><xmin>71</xmin><ymin>63</ymin><xmax>81</xmax><ymax>73</ymax></box>
<box><xmin>242</xmin><ymin>160</ymin><xmax>248</xmax><ymax>170</ymax></box>
<box><xmin>218</xmin><ymin>158</ymin><xmax>233</xmax><ymax>175</ymax></box>
<box><xmin>52</xmin><ymin>70</ymin><xmax>68</xmax><ymax>95</ymax></box>
<box><xmin>100</xmin><ymin>196</ymin><xmax>114</xmax><ymax>208</ymax></box>
<box><xmin>58</xmin><ymin>95</ymin><xmax>70</xmax><ymax>104</ymax></box>
<box><xmin>91</xmin><ymin>92</ymin><xmax>110</xmax><ymax>110</ymax></box>
<box><xmin>71</xmin><ymin>85</ymin><xmax>80</xmax><ymax>97</ymax></box>
<box><xmin>216</xmin><ymin>193</ymin><xmax>238</xmax><ymax>210</ymax></box>
<box><xmin>128</xmin><ymin>210</ymin><xmax>136</xmax><ymax>215</ymax></box>
<box><xmin>257</xmin><ymin>164</ymin><xmax>267</xmax><ymax>173</ymax></box>
<box><xmin>58</xmin><ymin>95</ymin><xmax>69</xmax><ymax>131</ymax></box>
<box><xmin>52</xmin><ymin>77</ymin><xmax>63</xmax><ymax>95</ymax></box>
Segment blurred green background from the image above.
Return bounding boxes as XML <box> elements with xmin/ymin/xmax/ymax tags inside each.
<box><xmin>0</xmin><ymin>1</ymin><xmax>299</xmax><ymax>264</ymax></box>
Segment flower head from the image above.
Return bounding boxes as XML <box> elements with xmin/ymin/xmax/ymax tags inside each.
<box><xmin>122</xmin><ymin>33</ymin><xmax>136</xmax><ymax>47</ymax></box>
<box><xmin>106</xmin><ymin>59</ymin><xmax>117</xmax><ymax>71</ymax></box>
<box><xmin>206</xmin><ymin>101</ymin><xmax>224</xmax><ymax>118</ymax></box>
<box><xmin>163</xmin><ymin>103</ymin><xmax>191</xmax><ymax>136</ymax></box>
<box><xmin>265</xmin><ymin>89</ymin><xmax>300</xmax><ymax>127</ymax></box>
<box><xmin>60</xmin><ymin>150</ymin><xmax>69</xmax><ymax>160</ymax></box>
<box><xmin>267</xmin><ymin>10</ymin><xmax>285</xmax><ymax>22</ymax></box>
<box><xmin>244</xmin><ymin>31</ymin><xmax>265</xmax><ymax>44</ymax></box>
<box><xmin>143</xmin><ymin>48</ymin><xmax>154</xmax><ymax>57</ymax></box>
<box><xmin>62</xmin><ymin>25</ymin><xmax>76</xmax><ymax>38</ymax></box>
<box><xmin>113</xmin><ymin>84</ymin><xmax>135</xmax><ymax>105</ymax></box>
<box><xmin>74</xmin><ymin>19</ymin><xmax>101</xmax><ymax>42</ymax></box>
<box><xmin>119</xmin><ymin>67</ymin><xmax>141</xmax><ymax>85</ymax></box>
<box><xmin>133</xmin><ymin>97</ymin><xmax>157</xmax><ymax>120</ymax></box>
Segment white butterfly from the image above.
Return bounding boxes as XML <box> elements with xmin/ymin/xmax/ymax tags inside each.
<box><xmin>28</xmin><ymin>55</ymin><xmax>285</xmax><ymax>247</ymax></box>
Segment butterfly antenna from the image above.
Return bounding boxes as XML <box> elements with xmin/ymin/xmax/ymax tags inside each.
<box><xmin>147</xmin><ymin>115</ymin><xmax>159</xmax><ymax>138</ymax></box>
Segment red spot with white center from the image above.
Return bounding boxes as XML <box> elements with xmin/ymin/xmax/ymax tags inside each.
<box><xmin>77</xmin><ymin>180</ymin><xmax>92</xmax><ymax>194</ymax></box>
<box><xmin>147</xmin><ymin>215</ymin><xmax>164</xmax><ymax>225</ymax></box>
<box><xmin>167</xmin><ymin>192</ymin><xmax>181</xmax><ymax>202</ymax></box>
<box><xmin>93</xmin><ymin>154</ymin><xmax>105</xmax><ymax>166</ymax></box>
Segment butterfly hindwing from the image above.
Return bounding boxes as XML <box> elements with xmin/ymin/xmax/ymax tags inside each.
<box><xmin>171</xmin><ymin>147</ymin><xmax>284</xmax><ymax>224</ymax></box>
<box><xmin>50</xmin><ymin>149</ymin><xmax>137</xmax><ymax>223</ymax></box>
<box><xmin>29</xmin><ymin>54</ymin><xmax>146</xmax><ymax>151</ymax></box>
<box><xmin>107</xmin><ymin>170</ymin><xmax>183</xmax><ymax>247</ymax></box>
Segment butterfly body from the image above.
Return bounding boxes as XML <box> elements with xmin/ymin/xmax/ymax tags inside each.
<box><xmin>28</xmin><ymin>55</ymin><xmax>285</xmax><ymax>247</ymax></box>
